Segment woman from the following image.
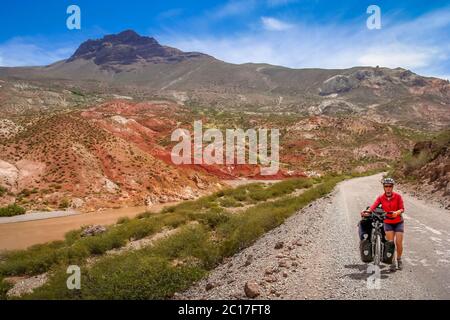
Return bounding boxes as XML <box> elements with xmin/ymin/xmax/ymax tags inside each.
<box><xmin>363</xmin><ymin>177</ymin><xmax>405</xmax><ymax>271</ymax></box>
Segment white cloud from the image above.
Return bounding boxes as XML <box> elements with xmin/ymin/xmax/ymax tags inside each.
<box><xmin>357</xmin><ymin>46</ymin><xmax>438</xmax><ymax>69</ymax></box>
<box><xmin>161</xmin><ymin>7</ymin><xmax>450</xmax><ymax>78</ymax></box>
<box><xmin>261</xmin><ymin>17</ymin><xmax>294</xmax><ymax>31</ymax></box>
<box><xmin>0</xmin><ymin>37</ymin><xmax>76</xmax><ymax>67</ymax></box>
<box><xmin>432</xmin><ymin>75</ymin><xmax>450</xmax><ymax>81</ymax></box>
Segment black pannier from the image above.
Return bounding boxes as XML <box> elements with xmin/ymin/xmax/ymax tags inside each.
<box><xmin>382</xmin><ymin>240</ymin><xmax>395</xmax><ymax>264</ymax></box>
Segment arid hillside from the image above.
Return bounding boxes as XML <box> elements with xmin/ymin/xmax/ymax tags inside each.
<box><xmin>0</xmin><ymin>30</ymin><xmax>448</xmax><ymax>212</ymax></box>
<box><xmin>0</xmin><ymin>102</ymin><xmax>223</xmax><ymax>211</ymax></box>
<box><xmin>1</xmin><ymin>30</ymin><xmax>449</xmax><ymax>130</ymax></box>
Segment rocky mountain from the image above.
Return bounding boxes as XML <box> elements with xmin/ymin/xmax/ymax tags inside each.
<box><xmin>67</xmin><ymin>30</ymin><xmax>209</xmax><ymax>69</ymax></box>
<box><xmin>0</xmin><ymin>30</ymin><xmax>449</xmax><ymax>129</ymax></box>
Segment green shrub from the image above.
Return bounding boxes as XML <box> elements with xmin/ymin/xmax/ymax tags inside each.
<box><xmin>196</xmin><ymin>209</ymin><xmax>230</xmax><ymax>228</ymax></box>
<box><xmin>150</xmin><ymin>224</ymin><xmax>220</xmax><ymax>268</ymax></box>
<box><xmin>249</xmin><ymin>178</ymin><xmax>312</xmax><ymax>201</ymax></box>
<box><xmin>122</xmin><ymin>219</ymin><xmax>160</xmax><ymax>240</ymax></box>
<box><xmin>219</xmin><ymin>197</ymin><xmax>241</xmax><ymax>207</ymax></box>
<box><xmin>80</xmin><ymin>232</ymin><xmax>126</xmax><ymax>255</ymax></box>
<box><xmin>0</xmin><ymin>204</ymin><xmax>26</xmax><ymax>217</ymax></box>
<box><xmin>0</xmin><ymin>241</ymin><xmax>66</xmax><ymax>276</ymax></box>
<box><xmin>64</xmin><ymin>230</ymin><xmax>82</xmax><ymax>245</ymax></box>
<box><xmin>25</xmin><ymin>255</ymin><xmax>205</xmax><ymax>300</ymax></box>
<box><xmin>59</xmin><ymin>198</ymin><xmax>70</xmax><ymax>209</ymax></box>
<box><xmin>116</xmin><ymin>216</ymin><xmax>130</xmax><ymax>224</ymax></box>
<box><xmin>0</xmin><ymin>277</ymin><xmax>13</xmax><ymax>300</ymax></box>
<box><xmin>160</xmin><ymin>213</ymin><xmax>189</xmax><ymax>228</ymax></box>
<box><xmin>0</xmin><ymin>186</ymin><xmax>6</xmax><ymax>197</ymax></box>
<box><xmin>136</xmin><ymin>212</ymin><xmax>152</xmax><ymax>219</ymax></box>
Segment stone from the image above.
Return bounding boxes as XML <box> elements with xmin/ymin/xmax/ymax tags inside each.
<box><xmin>278</xmin><ymin>260</ymin><xmax>288</xmax><ymax>268</ymax></box>
<box><xmin>71</xmin><ymin>198</ymin><xmax>85</xmax><ymax>209</ymax></box>
<box><xmin>264</xmin><ymin>275</ymin><xmax>277</xmax><ymax>283</ymax></box>
<box><xmin>243</xmin><ymin>254</ymin><xmax>253</xmax><ymax>267</ymax></box>
<box><xmin>244</xmin><ymin>281</ymin><xmax>260</xmax><ymax>298</ymax></box>
<box><xmin>104</xmin><ymin>178</ymin><xmax>120</xmax><ymax>193</ymax></box>
<box><xmin>81</xmin><ymin>225</ymin><xmax>107</xmax><ymax>237</ymax></box>
<box><xmin>274</xmin><ymin>241</ymin><xmax>284</xmax><ymax>249</ymax></box>
<box><xmin>264</xmin><ymin>268</ymin><xmax>273</xmax><ymax>275</ymax></box>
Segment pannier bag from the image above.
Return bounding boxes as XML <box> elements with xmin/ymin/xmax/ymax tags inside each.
<box><xmin>360</xmin><ymin>238</ymin><xmax>373</xmax><ymax>263</ymax></box>
<box><xmin>382</xmin><ymin>240</ymin><xmax>395</xmax><ymax>264</ymax></box>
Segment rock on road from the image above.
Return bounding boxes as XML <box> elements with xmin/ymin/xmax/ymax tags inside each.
<box><xmin>179</xmin><ymin>173</ymin><xmax>450</xmax><ymax>300</ymax></box>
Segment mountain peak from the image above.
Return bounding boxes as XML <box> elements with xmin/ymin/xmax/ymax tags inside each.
<box><xmin>67</xmin><ymin>29</ymin><xmax>208</xmax><ymax>67</ymax></box>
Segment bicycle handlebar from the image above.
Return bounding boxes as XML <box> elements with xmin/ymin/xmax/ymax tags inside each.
<box><xmin>363</xmin><ymin>209</ymin><xmax>395</xmax><ymax>220</ymax></box>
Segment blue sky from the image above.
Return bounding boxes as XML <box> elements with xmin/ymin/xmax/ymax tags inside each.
<box><xmin>0</xmin><ymin>0</ymin><xmax>449</xmax><ymax>79</ymax></box>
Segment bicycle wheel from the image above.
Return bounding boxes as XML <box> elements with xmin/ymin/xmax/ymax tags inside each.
<box><xmin>374</xmin><ymin>234</ymin><xmax>381</xmax><ymax>266</ymax></box>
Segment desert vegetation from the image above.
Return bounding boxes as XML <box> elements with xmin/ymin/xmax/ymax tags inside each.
<box><xmin>0</xmin><ymin>175</ymin><xmax>353</xmax><ymax>299</ymax></box>
<box><xmin>0</xmin><ymin>204</ymin><xmax>26</xmax><ymax>217</ymax></box>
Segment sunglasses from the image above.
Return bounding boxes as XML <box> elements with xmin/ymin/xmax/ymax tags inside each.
<box><xmin>383</xmin><ymin>185</ymin><xmax>393</xmax><ymax>188</ymax></box>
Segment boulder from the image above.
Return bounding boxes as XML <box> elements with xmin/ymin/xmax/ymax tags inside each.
<box><xmin>71</xmin><ymin>198</ymin><xmax>85</xmax><ymax>209</ymax></box>
<box><xmin>244</xmin><ymin>281</ymin><xmax>260</xmax><ymax>298</ymax></box>
<box><xmin>0</xmin><ymin>160</ymin><xmax>18</xmax><ymax>191</ymax></box>
<box><xmin>81</xmin><ymin>225</ymin><xmax>107</xmax><ymax>237</ymax></box>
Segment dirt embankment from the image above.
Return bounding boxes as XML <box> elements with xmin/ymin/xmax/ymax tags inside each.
<box><xmin>395</xmin><ymin>133</ymin><xmax>450</xmax><ymax>209</ymax></box>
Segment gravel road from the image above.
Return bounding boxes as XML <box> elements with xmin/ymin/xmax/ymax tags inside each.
<box><xmin>179</xmin><ymin>173</ymin><xmax>450</xmax><ymax>300</ymax></box>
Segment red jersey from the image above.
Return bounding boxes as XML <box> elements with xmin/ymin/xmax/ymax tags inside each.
<box><xmin>370</xmin><ymin>192</ymin><xmax>404</xmax><ymax>224</ymax></box>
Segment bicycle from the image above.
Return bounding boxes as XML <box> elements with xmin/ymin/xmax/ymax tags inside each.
<box><xmin>362</xmin><ymin>207</ymin><xmax>395</xmax><ymax>266</ymax></box>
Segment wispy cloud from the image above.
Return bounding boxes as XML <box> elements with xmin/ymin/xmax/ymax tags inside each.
<box><xmin>266</xmin><ymin>0</ymin><xmax>299</xmax><ymax>8</ymax></box>
<box><xmin>157</xmin><ymin>8</ymin><xmax>183</xmax><ymax>20</ymax></box>
<box><xmin>208</xmin><ymin>0</ymin><xmax>257</xmax><ymax>19</ymax></box>
<box><xmin>261</xmin><ymin>17</ymin><xmax>294</xmax><ymax>31</ymax></box>
<box><xmin>162</xmin><ymin>6</ymin><xmax>450</xmax><ymax>79</ymax></box>
<box><xmin>357</xmin><ymin>45</ymin><xmax>439</xmax><ymax>69</ymax></box>
<box><xmin>0</xmin><ymin>37</ymin><xmax>76</xmax><ymax>67</ymax></box>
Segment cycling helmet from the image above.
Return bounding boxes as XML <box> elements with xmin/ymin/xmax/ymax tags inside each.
<box><xmin>381</xmin><ymin>177</ymin><xmax>395</xmax><ymax>185</ymax></box>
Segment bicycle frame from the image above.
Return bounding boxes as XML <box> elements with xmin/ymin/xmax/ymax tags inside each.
<box><xmin>371</xmin><ymin>215</ymin><xmax>385</xmax><ymax>266</ymax></box>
